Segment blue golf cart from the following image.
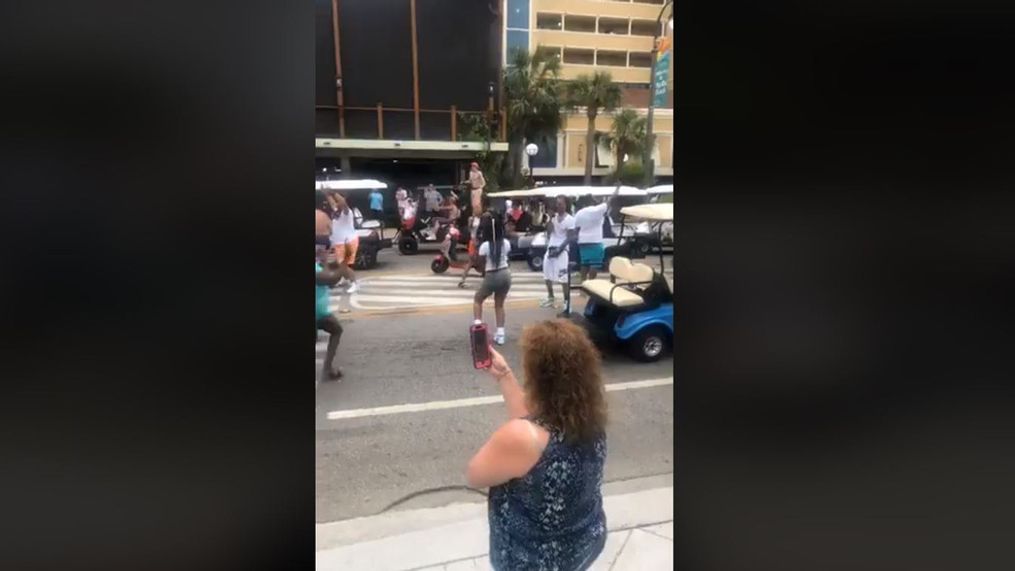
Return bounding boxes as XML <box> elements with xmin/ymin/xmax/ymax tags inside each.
<box><xmin>576</xmin><ymin>203</ymin><xmax>674</xmax><ymax>362</ymax></box>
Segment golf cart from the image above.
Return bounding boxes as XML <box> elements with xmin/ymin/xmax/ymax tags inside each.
<box><xmin>576</xmin><ymin>202</ymin><xmax>674</xmax><ymax>362</ymax></box>
<box><xmin>487</xmin><ymin>185</ymin><xmax>649</xmax><ymax>272</ymax></box>
<box><xmin>316</xmin><ymin>179</ymin><xmax>393</xmax><ymax>269</ymax></box>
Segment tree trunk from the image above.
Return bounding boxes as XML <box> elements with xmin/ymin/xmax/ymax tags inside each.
<box><xmin>584</xmin><ymin>111</ymin><xmax>596</xmax><ymax>186</ymax></box>
<box><xmin>504</xmin><ymin>134</ymin><xmax>525</xmax><ymax>188</ymax></box>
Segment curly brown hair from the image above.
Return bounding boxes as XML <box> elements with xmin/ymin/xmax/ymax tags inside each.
<box><xmin>520</xmin><ymin>319</ymin><xmax>607</xmax><ymax>444</ymax></box>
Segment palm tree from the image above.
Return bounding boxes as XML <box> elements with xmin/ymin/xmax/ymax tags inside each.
<box><xmin>503</xmin><ymin>46</ymin><xmax>564</xmax><ymax>188</ymax></box>
<box><xmin>604</xmin><ymin>108</ymin><xmax>648</xmax><ymax>179</ymax></box>
<box><xmin>565</xmin><ymin>71</ymin><xmax>622</xmax><ymax>185</ymax></box>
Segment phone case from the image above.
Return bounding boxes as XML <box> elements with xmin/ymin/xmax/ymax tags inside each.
<box><xmin>470</xmin><ymin>323</ymin><xmax>492</xmax><ymax>369</ymax></box>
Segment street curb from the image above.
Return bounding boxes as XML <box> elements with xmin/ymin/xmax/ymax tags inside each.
<box><xmin>316</xmin><ymin>485</ymin><xmax>673</xmax><ymax>571</ymax></box>
<box><xmin>316</xmin><ymin>474</ymin><xmax>673</xmax><ymax>552</ymax></box>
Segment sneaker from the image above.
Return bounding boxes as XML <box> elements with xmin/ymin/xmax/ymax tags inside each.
<box><xmin>346</xmin><ymin>281</ymin><xmax>358</xmax><ymax>294</ymax></box>
<box><xmin>494</xmin><ymin>332</ymin><xmax>506</xmax><ymax>345</ymax></box>
<box><xmin>539</xmin><ymin>297</ymin><xmax>557</xmax><ymax>308</ymax></box>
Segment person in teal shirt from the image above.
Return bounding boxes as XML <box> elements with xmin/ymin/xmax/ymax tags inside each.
<box><xmin>369</xmin><ymin>189</ymin><xmax>384</xmax><ymax>225</ymax></box>
<box><xmin>316</xmin><ymin>260</ymin><xmax>344</xmax><ymax>381</ymax></box>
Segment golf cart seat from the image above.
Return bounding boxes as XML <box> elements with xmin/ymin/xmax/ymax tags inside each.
<box><xmin>581</xmin><ymin>257</ymin><xmax>657</xmax><ymax>308</ymax></box>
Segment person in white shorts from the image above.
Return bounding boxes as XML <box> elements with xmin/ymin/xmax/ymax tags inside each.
<box><xmin>540</xmin><ymin>195</ymin><xmax>577</xmax><ymax>314</ymax></box>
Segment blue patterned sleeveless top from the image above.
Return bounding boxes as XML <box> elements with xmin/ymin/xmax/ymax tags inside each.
<box><xmin>487</xmin><ymin>418</ymin><xmax>608</xmax><ymax>571</ymax></box>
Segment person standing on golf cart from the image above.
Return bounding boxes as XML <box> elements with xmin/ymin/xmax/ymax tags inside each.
<box><xmin>468</xmin><ymin>161</ymin><xmax>486</xmax><ymax>216</ymax></box>
<box><xmin>573</xmin><ymin>185</ymin><xmax>622</xmax><ymax>282</ymax></box>
<box><xmin>540</xmin><ymin>195</ymin><xmax>577</xmax><ymax>314</ymax></box>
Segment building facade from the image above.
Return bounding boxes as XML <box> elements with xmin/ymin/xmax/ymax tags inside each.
<box><xmin>503</xmin><ymin>0</ymin><xmax>674</xmax><ymax>182</ymax></box>
<box><xmin>315</xmin><ymin>0</ymin><xmax>509</xmax><ymax>188</ymax></box>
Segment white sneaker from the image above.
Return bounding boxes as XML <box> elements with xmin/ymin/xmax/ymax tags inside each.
<box><xmin>539</xmin><ymin>297</ymin><xmax>557</xmax><ymax>308</ymax></box>
<box><xmin>346</xmin><ymin>282</ymin><xmax>359</xmax><ymax>294</ymax></box>
<box><xmin>494</xmin><ymin>329</ymin><xmax>506</xmax><ymax>345</ymax></box>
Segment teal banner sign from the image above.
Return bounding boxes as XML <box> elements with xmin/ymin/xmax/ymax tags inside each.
<box><xmin>653</xmin><ymin>51</ymin><xmax>670</xmax><ymax>108</ymax></box>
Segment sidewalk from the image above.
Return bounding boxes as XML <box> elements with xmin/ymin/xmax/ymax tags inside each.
<box><xmin>316</xmin><ymin>475</ymin><xmax>673</xmax><ymax>571</ymax></box>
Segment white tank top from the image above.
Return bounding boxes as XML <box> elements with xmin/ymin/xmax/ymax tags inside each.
<box><xmin>330</xmin><ymin>209</ymin><xmax>356</xmax><ymax>244</ymax></box>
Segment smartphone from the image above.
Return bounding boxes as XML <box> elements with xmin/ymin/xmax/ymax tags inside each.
<box><xmin>470</xmin><ymin>323</ymin><xmax>492</xmax><ymax>369</ymax></box>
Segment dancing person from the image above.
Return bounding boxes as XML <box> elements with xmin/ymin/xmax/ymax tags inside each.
<box><xmin>473</xmin><ymin>213</ymin><xmax>512</xmax><ymax>345</ymax></box>
<box><xmin>329</xmin><ymin>192</ymin><xmax>360</xmax><ymax>296</ymax></box>
<box><xmin>315</xmin><ymin>257</ymin><xmax>343</xmax><ymax>381</ymax></box>
<box><xmin>466</xmin><ymin>319</ymin><xmax>608</xmax><ymax>571</ymax></box>
<box><xmin>468</xmin><ymin>161</ymin><xmax>486</xmax><ymax>216</ymax></box>
<box><xmin>457</xmin><ymin>214</ymin><xmax>483</xmax><ymax>288</ymax></box>
<box><xmin>540</xmin><ymin>195</ymin><xmax>576</xmax><ymax>314</ymax></box>
<box><xmin>573</xmin><ymin>185</ymin><xmax>622</xmax><ymax>282</ymax></box>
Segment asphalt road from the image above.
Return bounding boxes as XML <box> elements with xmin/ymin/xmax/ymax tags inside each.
<box><xmin>315</xmin><ymin>246</ymin><xmax>674</xmax><ymax>523</ymax></box>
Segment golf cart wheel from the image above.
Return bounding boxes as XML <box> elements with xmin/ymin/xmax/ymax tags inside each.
<box><xmin>527</xmin><ymin>253</ymin><xmax>543</xmax><ymax>272</ymax></box>
<box><xmin>398</xmin><ymin>237</ymin><xmax>419</xmax><ymax>255</ymax></box>
<box><xmin>363</xmin><ymin>249</ymin><xmax>378</xmax><ymax>269</ymax></box>
<box><xmin>636</xmin><ymin>241</ymin><xmax>651</xmax><ymax>256</ymax></box>
<box><xmin>431</xmin><ymin>257</ymin><xmax>449</xmax><ymax>274</ymax></box>
<box><xmin>627</xmin><ymin>326</ymin><xmax>669</xmax><ymax>362</ymax></box>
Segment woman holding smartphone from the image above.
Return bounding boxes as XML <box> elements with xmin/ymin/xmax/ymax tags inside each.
<box><xmin>466</xmin><ymin>319</ymin><xmax>608</xmax><ymax>571</ymax></box>
<box><xmin>473</xmin><ymin>212</ymin><xmax>511</xmax><ymax>345</ymax></box>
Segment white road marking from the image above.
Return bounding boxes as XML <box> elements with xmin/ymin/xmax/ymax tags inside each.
<box><xmin>324</xmin><ymin>268</ymin><xmax>672</xmax><ymax>312</ymax></box>
<box><xmin>325</xmin><ymin>377</ymin><xmax>673</xmax><ymax>420</ymax></box>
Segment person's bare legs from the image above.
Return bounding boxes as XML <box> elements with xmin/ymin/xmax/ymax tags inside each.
<box><xmin>337</xmin><ymin>262</ymin><xmax>355</xmax><ymax>282</ymax></box>
<box><xmin>474</xmin><ymin>291</ymin><xmax>488</xmax><ymax>322</ymax></box>
<box><xmin>319</xmin><ymin>316</ymin><xmax>343</xmax><ymax>380</ymax></box>
<box><xmin>494</xmin><ymin>291</ymin><xmax>507</xmax><ymax>328</ymax></box>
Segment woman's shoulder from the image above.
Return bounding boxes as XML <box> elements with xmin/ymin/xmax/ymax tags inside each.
<box><xmin>493</xmin><ymin>418</ymin><xmax>547</xmax><ymax>453</ymax></box>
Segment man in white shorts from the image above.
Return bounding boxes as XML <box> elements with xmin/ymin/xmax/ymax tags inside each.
<box><xmin>540</xmin><ymin>195</ymin><xmax>577</xmax><ymax>314</ymax></box>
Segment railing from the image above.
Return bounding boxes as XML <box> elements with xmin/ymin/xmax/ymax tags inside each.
<box><xmin>315</xmin><ymin>104</ymin><xmax>507</xmax><ymax>143</ymax></box>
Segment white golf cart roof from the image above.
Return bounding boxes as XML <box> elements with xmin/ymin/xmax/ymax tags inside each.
<box><xmin>646</xmin><ymin>184</ymin><xmax>673</xmax><ymax>195</ymax></box>
<box><xmin>316</xmin><ymin>179</ymin><xmax>388</xmax><ymax>191</ymax></box>
<box><xmin>619</xmin><ymin>202</ymin><xmax>674</xmax><ymax>222</ymax></box>
<box><xmin>488</xmin><ymin>185</ymin><xmax>647</xmax><ymax>198</ymax></box>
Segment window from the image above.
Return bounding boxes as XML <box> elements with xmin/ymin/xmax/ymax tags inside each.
<box><xmin>563</xmin><ymin>14</ymin><xmax>596</xmax><ymax>33</ymax></box>
<box><xmin>536</xmin><ymin>13</ymin><xmax>562</xmax><ymax>30</ymax></box>
<box><xmin>596</xmin><ymin>50</ymin><xmax>627</xmax><ymax>67</ymax></box>
<box><xmin>506</xmin><ymin>31</ymin><xmax>530</xmax><ymax>60</ymax></box>
<box><xmin>597</xmin><ymin>17</ymin><xmax>628</xmax><ymax>35</ymax></box>
<box><xmin>506</xmin><ymin>0</ymin><xmax>530</xmax><ymax>29</ymax></box>
<box><xmin>629</xmin><ymin>52</ymin><xmax>653</xmax><ymax>68</ymax></box>
<box><xmin>630</xmin><ymin>19</ymin><xmax>659</xmax><ymax>37</ymax></box>
<box><xmin>562</xmin><ymin>47</ymin><xmax>595</xmax><ymax>65</ymax></box>
<box><xmin>539</xmin><ymin>46</ymin><xmax>563</xmax><ymax>62</ymax></box>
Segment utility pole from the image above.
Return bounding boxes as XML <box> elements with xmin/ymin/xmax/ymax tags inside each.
<box><xmin>644</xmin><ymin>0</ymin><xmax>674</xmax><ymax>188</ymax></box>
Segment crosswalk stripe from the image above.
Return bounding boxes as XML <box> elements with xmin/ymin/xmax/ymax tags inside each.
<box><xmin>322</xmin><ymin>268</ymin><xmax>672</xmax><ymax>312</ymax></box>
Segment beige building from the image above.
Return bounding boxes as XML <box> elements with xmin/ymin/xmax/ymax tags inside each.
<box><xmin>504</xmin><ymin>0</ymin><xmax>674</xmax><ymax>180</ymax></box>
